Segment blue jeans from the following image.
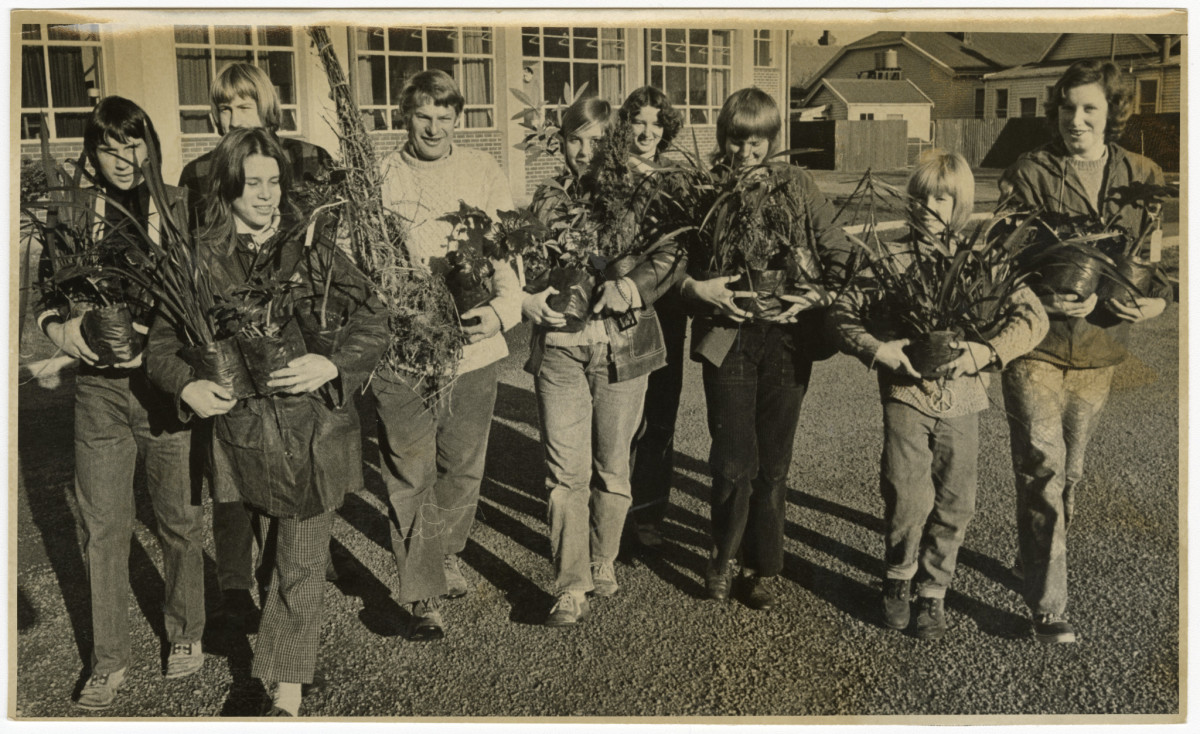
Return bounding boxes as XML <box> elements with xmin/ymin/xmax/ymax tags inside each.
<box><xmin>74</xmin><ymin>371</ymin><xmax>204</xmax><ymax>674</ymax></box>
<box><xmin>536</xmin><ymin>344</ymin><xmax>648</xmax><ymax>594</ymax></box>
<box><xmin>702</xmin><ymin>325</ymin><xmax>810</xmax><ymax>577</ymax></box>
<box><xmin>880</xmin><ymin>401</ymin><xmax>979</xmax><ymax>598</ymax></box>
<box><xmin>374</xmin><ymin>364</ymin><xmax>499</xmax><ymax>604</ymax></box>
<box><xmin>1002</xmin><ymin>359</ymin><xmax>1115</xmax><ymax>616</ymax></box>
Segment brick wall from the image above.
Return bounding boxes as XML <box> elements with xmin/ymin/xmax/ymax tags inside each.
<box><xmin>19</xmin><ymin>141</ymin><xmax>84</xmax><ymax>165</ymax></box>
<box><xmin>753</xmin><ymin>67</ymin><xmax>783</xmax><ymax>105</ymax></box>
<box><xmin>181</xmin><ymin>137</ymin><xmax>221</xmax><ymax>167</ymax></box>
<box><xmin>523</xmin><ymin>150</ymin><xmax>566</xmax><ymax>198</ymax></box>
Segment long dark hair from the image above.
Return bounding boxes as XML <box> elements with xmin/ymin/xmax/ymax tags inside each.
<box><xmin>200</xmin><ymin>127</ymin><xmax>296</xmax><ymax>251</ymax></box>
<box><xmin>619</xmin><ymin>85</ymin><xmax>684</xmax><ymax>156</ymax></box>
<box><xmin>83</xmin><ymin>96</ymin><xmax>162</xmax><ymax>181</ymax></box>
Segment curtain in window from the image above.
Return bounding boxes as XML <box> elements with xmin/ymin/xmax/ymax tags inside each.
<box><xmin>48</xmin><ymin>47</ymin><xmax>88</xmax><ymax>107</ymax></box>
<box><xmin>21</xmin><ymin>47</ymin><xmax>47</xmax><ymax>108</ymax></box>
<box><xmin>460</xmin><ymin>27</ymin><xmax>492</xmax><ymax>128</ymax></box>
<box><xmin>176</xmin><ymin>48</ymin><xmax>211</xmax><ymax>106</ymax></box>
<box><xmin>600</xmin><ymin>63</ymin><xmax>623</xmax><ymax>104</ymax></box>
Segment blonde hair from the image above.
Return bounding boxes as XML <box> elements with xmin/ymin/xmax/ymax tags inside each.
<box><xmin>210</xmin><ymin>62</ymin><xmax>282</xmax><ymax>135</ymax></box>
<box><xmin>906</xmin><ymin>149</ymin><xmax>975</xmax><ymax>233</ymax></box>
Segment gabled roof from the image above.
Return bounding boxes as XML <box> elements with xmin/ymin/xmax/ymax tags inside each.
<box><xmin>1037</xmin><ymin>33</ymin><xmax>1160</xmax><ymax>63</ymax></box>
<box><xmin>803</xmin><ymin>78</ymin><xmax>934</xmax><ymax>108</ymax></box>
<box><xmin>805</xmin><ymin>31</ymin><xmax>1055</xmax><ymax>86</ymax></box>
<box><xmin>789</xmin><ymin>44</ymin><xmax>842</xmax><ymax>89</ymax></box>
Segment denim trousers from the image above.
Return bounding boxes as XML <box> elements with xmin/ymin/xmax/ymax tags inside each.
<box><xmin>629</xmin><ymin>305</ymin><xmax>688</xmax><ymax>528</ymax></box>
<box><xmin>536</xmin><ymin>344</ymin><xmax>648</xmax><ymax>594</ymax></box>
<box><xmin>880</xmin><ymin>401</ymin><xmax>979</xmax><ymax>598</ymax></box>
<box><xmin>73</xmin><ymin>370</ymin><xmax>204</xmax><ymax>675</ymax></box>
<box><xmin>251</xmin><ymin>509</ymin><xmax>332</xmax><ymax>685</ymax></box>
<box><xmin>373</xmin><ymin>363</ymin><xmax>498</xmax><ymax>605</ymax></box>
<box><xmin>1002</xmin><ymin>358</ymin><xmax>1116</xmax><ymax>616</ymax></box>
<box><xmin>702</xmin><ymin>325</ymin><xmax>811</xmax><ymax>577</ymax></box>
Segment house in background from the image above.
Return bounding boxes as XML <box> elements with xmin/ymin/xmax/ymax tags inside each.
<box><xmin>801</xmin><ymin>31</ymin><xmax>1054</xmax><ymax>120</ymax></box>
<box><xmin>980</xmin><ymin>33</ymin><xmax>1181</xmax><ymax>119</ymax></box>
<box><xmin>800</xmin><ymin>78</ymin><xmax>934</xmax><ymax>141</ymax></box>
<box><xmin>15</xmin><ymin>12</ymin><xmax>790</xmax><ymax>201</ymax></box>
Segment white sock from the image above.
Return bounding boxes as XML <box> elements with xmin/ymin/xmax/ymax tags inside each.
<box><xmin>273</xmin><ymin>682</ymin><xmax>302</xmax><ymax>715</ymax></box>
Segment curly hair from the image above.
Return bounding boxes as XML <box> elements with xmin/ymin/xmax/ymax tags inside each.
<box><xmin>1046</xmin><ymin>59</ymin><xmax>1134</xmax><ymax>144</ymax></box>
<box><xmin>618</xmin><ymin>86</ymin><xmax>684</xmax><ymax>155</ymax></box>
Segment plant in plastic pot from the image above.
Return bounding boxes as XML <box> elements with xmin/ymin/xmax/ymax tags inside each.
<box><xmin>1092</xmin><ymin>180</ymin><xmax>1177</xmax><ymax>306</ymax></box>
<box><xmin>438</xmin><ymin>201</ymin><xmax>498</xmax><ymax>326</ymax></box>
<box><xmin>220</xmin><ymin>275</ymin><xmax>307</xmax><ymax>397</ymax></box>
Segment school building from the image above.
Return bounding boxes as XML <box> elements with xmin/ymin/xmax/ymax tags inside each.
<box><xmin>15</xmin><ymin>10</ymin><xmax>792</xmax><ymax>204</ymax></box>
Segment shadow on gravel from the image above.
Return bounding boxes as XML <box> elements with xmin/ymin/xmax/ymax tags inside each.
<box><xmin>338</xmin><ymin>492</ymin><xmax>395</xmax><ymax>555</ymax></box>
<box><xmin>329</xmin><ymin>538</ymin><xmax>407</xmax><ymax>638</ymax></box>
<box><xmin>945</xmin><ymin>588</ymin><xmax>1029</xmax><ymax>639</ymax></box>
<box><xmin>460</xmin><ymin>538</ymin><xmax>553</xmax><ymax>625</ymax></box>
<box><xmin>790</xmin><ymin>489</ymin><xmax>884</xmax><ymax>533</ymax></box>
<box><xmin>17</xmin><ymin>586</ymin><xmax>38</xmax><ymax>631</ymax></box>
<box><xmin>493</xmin><ymin>381</ymin><xmax>541</xmax><ymax>431</ymax></box>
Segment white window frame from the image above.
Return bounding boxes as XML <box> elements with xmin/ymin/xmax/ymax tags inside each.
<box><xmin>173</xmin><ymin>24</ymin><xmax>301</xmax><ymax>137</ymax></box>
<box><xmin>520</xmin><ymin>27</ymin><xmax>627</xmax><ymax>106</ymax></box>
<box><xmin>19</xmin><ymin>22</ymin><xmax>104</xmax><ymax>141</ymax></box>
<box><xmin>352</xmin><ymin>25</ymin><xmax>498</xmax><ymax>132</ymax></box>
<box><xmin>753</xmin><ymin>29</ymin><xmax>773</xmax><ymax>68</ymax></box>
<box><xmin>1136</xmin><ymin>76</ymin><xmax>1161</xmax><ymax>115</ymax></box>
<box><xmin>647</xmin><ymin>27</ymin><xmax>733</xmax><ymax>125</ymax></box>
<box><xmin>995</xmin><ymin>88</ymin><xmax>1009</xmax><ymax>119</ymax></box>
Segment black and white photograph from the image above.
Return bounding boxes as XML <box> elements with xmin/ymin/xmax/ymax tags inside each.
<box><xmin>9</xmin><ymin>6</ymin><xmax>1186</xmax><ymax>722</ymax></box>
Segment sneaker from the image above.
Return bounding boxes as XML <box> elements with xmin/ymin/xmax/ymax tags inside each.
<box><xmin>408</xmin><ymin>598</ymin><xmax>445</xmax><ymax>641</ymax></box>
<box><xmin>914</xmin><ymin>597</ymin><xmax>947</xmax><ymax>640</ymax></box>
<box><xmin>881</xmin><ymin>578</ymin><xmax>912</xmax><ymax>630</ymax></box>
<box><xmin>214</xmin><ymin>588</ymin><xmax>260</xmax><ymax>634</ymax></box>
<box><xmin>635</xmin><ymin>522</ymin><xmax>663</xmax><ymax>548</ymax></box>
<box><xmin>705</xmin><ymin>559</ymin><xmax>735</xmax><ymax>602</ymax></box>
<box><xmin>443</xmin><ymin>554</ymin><xmax>470</xmax><ymax>599</ymax></box>
<box><xmin>590</xmin><ymin>560</ymin><xmax>619</xmax><ymax>597</ymax></box>
<box><xmin>261</xmin><ymin>682</ymin><xmax>301</xmax><ymax>716</ymax></box>
<box><xmin>164</xmin><ymin>641</ymin><xmax>204</xmax><ymax>679</ymax></box>
<box><xmin>545</xmin><ymin>591</ymin><xmax>591</xmax><ymax>627</ymax></box>
<box><xmin>739</xmin><ymin>573</ymin><xmax>778</xmax><ymax>611</ymax></box>
<box><xmin>76</xmin><ymin>668</ymin><xmax>126</xmax><ymax>710</ymax></box>
<box><xmin>1033</xmin><ymin>613</ymin><xmax>1077</xmax><ymax>643</ymax></box>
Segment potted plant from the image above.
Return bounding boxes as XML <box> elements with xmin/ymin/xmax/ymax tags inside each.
<box><xmin>438</xmin><ymin>201</ymin><xmax>498</xmax><ymax>326</ymax></box>
<box><xmin>1092</xmin><ymin>181</ymin><xmax>1177</xmax><ymax>305</ymax></box>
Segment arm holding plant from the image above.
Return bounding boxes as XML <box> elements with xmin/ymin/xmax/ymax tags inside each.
<box><xmin>144</xmin><ymin>314</ymin><xmax>235</xmax><ymax>420</ymax></box>
<box><xmin>827</xmin><ymin>287</ymin><xmax>920</xmax><ymax>379</ymax></box>
<box><xmin>464</xmin><ymin>259</ymin><xmax>522</xmax><ymax>342</ymax></box>
<box><xmin>769</xmin><ymin>168</ymin><xmax>852</xmax><ymax>324</ymax></box>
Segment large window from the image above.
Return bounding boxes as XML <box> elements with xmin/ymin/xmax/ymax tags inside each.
<box><xmin>754</xmin><ymin>30</ymin><xmax>773</xmax><ymax>67</ymax></box>
<box><xmin>648</xmin><ymin>28</ymin><xmax>732</xmax><ymax>125</ymax></box>
<box><xmin>1019</xmin><ymin>97</ymin><xmax>1037</xmax><ymax>118</ymax></box>
<box><xmin>995</xmin><ymin>88</ymin><xmax>1009</xmax><ymax>119</ymax></box>
<box><xmin>174</xmin><ymin>25</ymin><xmax>299</xmax><ymax>135</ymax></box>
<box><xmin>354</xmin><ymin>26</ymin><xmax>496</xmax><ymax>131</ymax></box>
<box><xmin>19</xmin><ymin>23</ymin><xmax>104</xmax><ymax>140</ymax></box>
<box><xmin>1138</xmin><ymin>78</ymin><xmax>1159</xmax><ymax>115</ymax></box>
<box><xmin>521</xmin><ymin>27</ymin><xmax>626</xmax><ymax>106</ymax></box>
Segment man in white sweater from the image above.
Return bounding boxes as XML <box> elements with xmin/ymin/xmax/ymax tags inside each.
<box><xmin>375</xmin><ymin>70</ymin><xmax>523</xmax><ymax>641</ymax></box>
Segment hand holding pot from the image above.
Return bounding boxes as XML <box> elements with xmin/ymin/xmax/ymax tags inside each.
<box><xmin>592</xmin><ymin>277</ymin><xmax>642</xmax><ymax>316</ymax></box>
<box><xmin>268</xmin><ymin>353</ymin><xmax>339</xmax><ymax>394</ymax></box>
<box><xmin>181</xmin><ymin>380</ymin><xmax>237</xmax><ymax>418</ymax></box>
<box><xmin>1105</xmin><ymin>296</ymin><xmax>1166</xmax><ymax>323</ymax></box>
<box><xmin>768</xmin><ymin>286</ymin><xmax>834</xmax><ymax>323</ymax></box>
<box><xmin>874</xmin><ymin>339</ymin><xmax>921</xmax><ymax>379</ymax></box>
<box><xmin>947</xmin><ymin>341</ymin><xmax>996</xmax><ymax>378</ymax></box>
<box><xmin>110</xmin><ymin>352</ymin><xmax>144</xmax><ymax>370</ymax></box>
<box><xmin>46</xmin><ymin>315</ymin><xmax>99</xmax><ymax>365</ymax></box>
<box><xmin>682</xmin><ymin>275</ymin><xmax>753</xmax><ymax>322</ymax></box>
<box><xmin>522</xmin><ymin>288</ymin><xmax>567</xmax><ymax>329</ymax></box>
<box><xmin>1041</xmin><ymin>292</ymin><xmax>1097</xmax><ymax>318</ymax></box>
<box><xmin>462</xmin><ymin>304</ymin><xmax>501</xmax><ymax>343</ymax></box>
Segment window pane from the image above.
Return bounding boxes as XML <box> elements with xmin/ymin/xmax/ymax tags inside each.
<box><xmin>649</xmin><ymin>38</ymin><xmax>662</xmax><ymax>63</ymax></box>
<box><xmin>215</xmin><ymin>49</ymin><xmax>254</xmax><ymax>79</ymax></box>
<box><xmin>650</xmin><ymin>65</ymin><xmax>662</xmax><ymax>92</ymax></box>
<box><xmin>389</xmin><ymin>27</ymin><xmax>422</xmax><ymax>53</ymax></box>
<box><xmin>543</xmin><ymin>61</ymin><xmax>571</xmax><ymax>102</ymax></box>
<box><xmin>461</xmin><ymin>58</ymin><xmax>493</xmax><ymax>105</ymax></box>
<box><xmin>358</xmin><ymin>27</ymin><xmax>385</xmax><ymax>52</ymax></box>
<box><xmin>48</xmin><ymin>46</ymin><xmax>98</xmax><ymax>107</ymax></box>
<box><xmin>22</xmin><ymin>24</ymin><xmax>41</xmax><ymax>40</ymax></box>
<box><xmin>259</xmin><ymin>51</ymin><xmax>295</xmax><ymax>104</ymax></box>
<box><xmin>363</xmin><ymin>109</ymin><xmax>387</xmax><ymax>131</ymax></box>
<box><xmin>278</xmin><ymin>108</ymin><xmax>297</xmax><ymax>132</ymax></box>
<box><xmin>689</xmin><ymin>42</ymin><xmax>709</xmax><ymax>65</ymax></box>
<box><xmin>543</xmin><ymin>28</ymin><xmax>569</xmax><ymax>59</ymax></box>
<box><xmin>712</xmin><ymin>30</ymin><xmax>731</xmax><ymax>48</ymax></box>
<box><xmin>714</xmin><ymin>46</ymin><xmax>731</xmax><ymax>66</ymax></box>
<box><xmin>665</xmin><ymin>65</ymin><xmax>686</xmax><ymax>106</ymax></box>
<box><xmin>21</xmin><ymin>47</ymin><xmax>47</xmax><ymax>108</ymax></box>
<box><xmin>462</xmin><ymin>27</ymin><xmax>491</xmax><ymax>55</ymax></box>
<box><xmin>427</xmin><ymin>55</ymin><xmax>455</xmax><ymax>77</ymax></box>
<box><xmin>601</xmin><ymin>63</ymin><xmax>623</xmax><ymax>102</ymax></box>
<box><xmin>427</xmin><ymin>28</ymin><xmax>457</xmax><ymax>54</ymax></box>
<box><xmin>689</xmin><ymin>67</ymin><xmax>708</xmax><ymax>107</ymax></box>
<box><xmin>689</xmin><ymin>108</ymin><xmax>707</xmax><ymax>125</ymax></box>
<box><xmin>521</xmin><ymin>28</ymin><xmax>540</xmax><ymax>57</ymax></box>
<box><xmin>464</xmin><ymin>108</ymin><xmax>493</xmax><ymax>129</ymax></box>
<box><xmin>21</xmin><ymin>113</ymin><xmax>45</xmax><ymax>140</ymax></box>
<box><xmin>601</xmin><ymin>29</ymin><xmax>623</xmax><ymax>60</ymax></box>
<box><xmin>689</xmin><ymin>29</ymin><xmax>707</xmax><ymax>47</ymax></box>
<box><xmin>176</xmin><ymin>48</ymin><xmax>212</xmax><ymax>106</ymax></box>
<box><xmin>213</xmin><ymin>26</ymin><xmax>251</xmax><ymax>46</ymax></box>
<box><xmin>357</xmin><ymin>54</ymin><xmax>388</xmax><ymax>105</ymax></box>
<box><xmin>390</xmin><ymin>55</ymin><xmax>423</xmax><ymax>105</ymax></box>
<box><xmin>49</xmin><ymin>24</ymin><xmax>98</xmax><ymax>42</ymax></box>
<box><xmin>180</xmin><ymin>110</ymin><xmax>213</xmax><ymax>134</ymax></box>
<box><xmin>650</xmin><ymin>29</ymin><xmax>661</xmax><ymax>42</ymax></box>
<box><xmin>258</xmin><ymin>26</ymin><xmax>292</xmax><ymax>47</ymax></box>
<box><xmin>665</xmin><ymin>33</ymin><xmax>686</xmax><ymax>64</ymax></box>
<box><xmin>712</xmin><ymin>69</ymin><xmax>729</xmax><ymax>108</ymax></box>
<box><xmin>55</xmin><ymin>112</ymin><xmax>90</xmax><ymax>138</ymax></box>
<box><xmin>574</xmin><ymin>28</ymin><xmax>598</xmax><ymax>60</ymax></box>
<box><xmin>574</xmin><ymin>63</ymin><xmax>599</xmax><ymax>103</ymax></box>
<box><xmin>174</xmin><ymin>25</ymin><xmax>207</xmax><ymax>44</ymax></box>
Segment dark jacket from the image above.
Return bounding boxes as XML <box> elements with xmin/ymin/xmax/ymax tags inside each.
<box><xmin>178</xmin><ymin>136</ymin><xmax>333</xmax><ymax>229</ymax></box>
<box><xmin>524</xmin><ymin>174</ymin><xmax>685</xmax><ymax>383</ymax></box>
<box><xmin>686</xmin><ymin>166</ymin><xmax>852</xmax><ymax>368</ymax></box>
<box><xmin>1001</xmin><ymin>142</ymin><xmax>1171</xmax><ymax>368</ymax></box>
<box><xmin>145</xmin><ymin>211</ymin><xmax>389</xmax><ymax>519</ymax></box>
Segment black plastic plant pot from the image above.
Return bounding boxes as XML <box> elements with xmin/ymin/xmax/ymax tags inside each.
<box><xmin>545</xmin><ymin>266</ymin><xmax>596</xmax><ymax>333</ymax></box>
<box><xmin>237</xmin><ymin>319</ymin><xmax>309</xmax><ymax>397</ymax></box>
<box><xmin>446</xmin><ymin>264</ymin><xmax>494</xmax><ymax>327</ymax></box>
<box><xmin>1096</xmin><ymin>255</ymin><xmax>1156</xmax><ymax>305</ymax></box>
<box><xmin>903</xmin><ymin>330</ymin><xmax>964</xmax><ymax>380</ymax></box>
<box><xmin>295</xmin><ymin>297</ymin><xmax>352</xmax><ymax>357</ymax></box>
<box><xmin>80</xmin><ymin>303</ymin><xmax>140</xmax><ymax>366</ymax></box>
<box><xmin>1039</xmin><ymin>254</ymin><xmax>1104</xmax><ymax>300</ymax></box>
<box><xmin>180</xmin><ymin>336</ymin><xmax>256</xmax><ymax>401</ymax></box>
<box><xmin>729</xmin><ymin>269</ymin><xmax>790</xmax><ymax>320</ymax></box>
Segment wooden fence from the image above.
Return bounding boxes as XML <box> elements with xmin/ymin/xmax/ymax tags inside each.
<box><xmin>791</xmin><ymin>120</ymin><xmax>908</xmax><ymax>171</ymax></box>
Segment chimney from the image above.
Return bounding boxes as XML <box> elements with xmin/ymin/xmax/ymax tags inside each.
<box><xmin>1162</xmin><ymin>35</ymin><xmax>1174</xmax><ymax>63</ymax></box>
<box><xmin>818</xmin><ymin>30</ymin><xmax>836</xmax><ymax>46</ymax></box>
<box><xmin>962</xmin><ymin>32</ymin><xmax>972</xmax><ymax>46</ymax></box>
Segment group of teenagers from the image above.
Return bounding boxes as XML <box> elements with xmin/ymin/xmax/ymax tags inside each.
<box><xmin>37</xmin><ymin>56</ymin><xmax>1169</xmax><ymax>716</ymax></box>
